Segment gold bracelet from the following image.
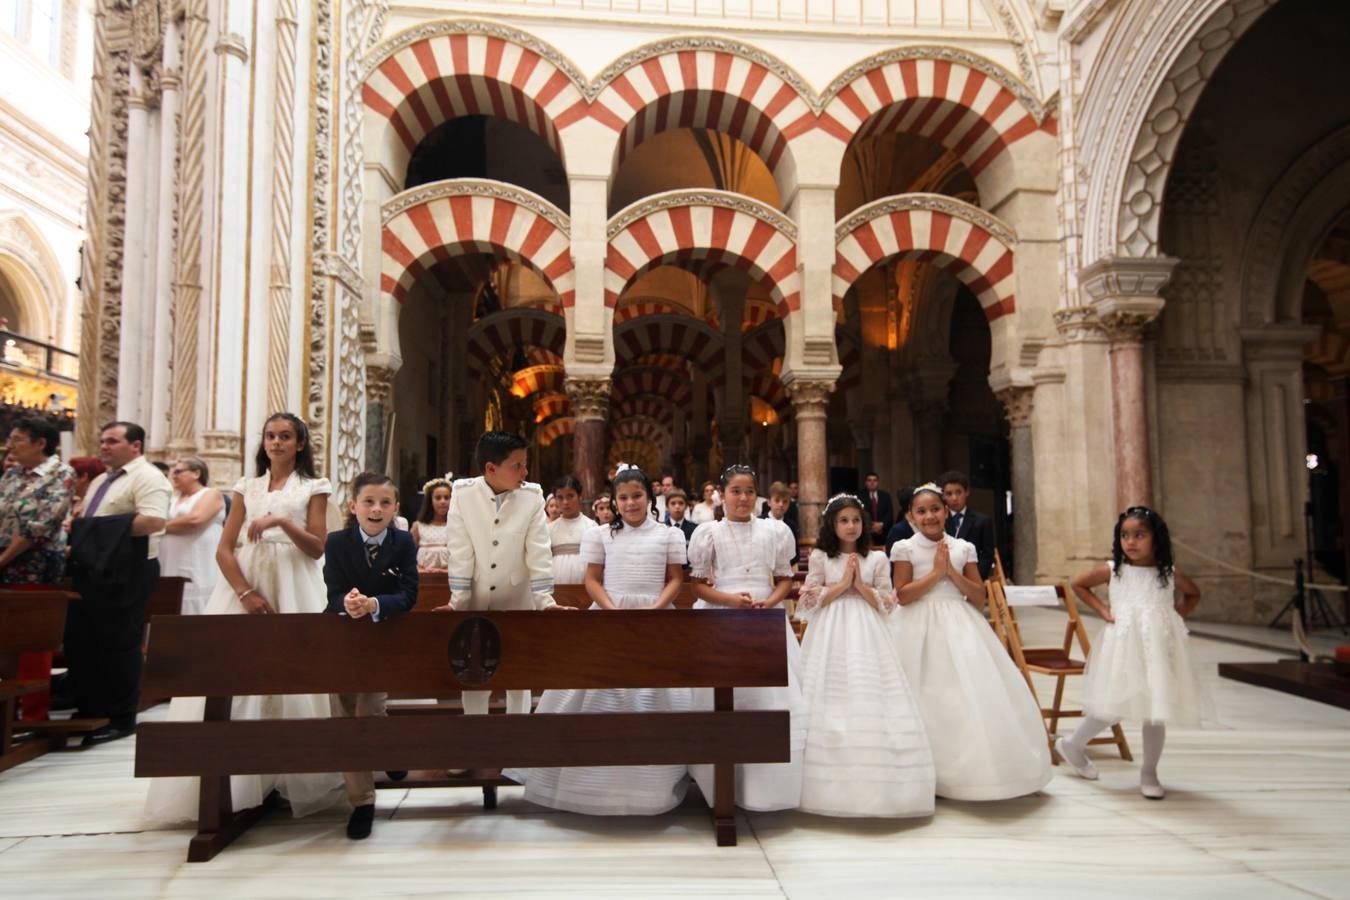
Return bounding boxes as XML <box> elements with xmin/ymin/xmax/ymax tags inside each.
<box><xmin>237</xmin><ymin>588</ymin><xmax>256</xmax><ymax>601</ymax></box>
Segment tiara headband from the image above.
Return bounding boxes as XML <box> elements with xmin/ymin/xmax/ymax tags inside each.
<box><xmin>912</xmin><ymin>482</ymin><xmax>943</xmax><ymax>498</ymax></box>
<box><xmin>422</xmin><ymin>477</ymin><xmax>452</xmax><ymax>493</ymax></box>
<box><xmin>824</xmin><ymin>492</ymin><xmax>860</xmax><ymax>512</ymax></box>
<box><xmin>615</xmin><ymin>462</ymin><xmax>642</xmax><ymax>475</ymax></box>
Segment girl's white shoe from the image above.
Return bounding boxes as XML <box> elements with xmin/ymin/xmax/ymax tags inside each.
<box><xmin>1055</xmin><ymin>738</ymin><xmax>1099</xmax><ymax>781</ymax></box>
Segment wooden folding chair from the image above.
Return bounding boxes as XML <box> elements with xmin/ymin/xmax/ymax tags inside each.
<box><xmin>988</xmin><ymin>580</ymin><xmax>1131</xmax><ymax>764</ymax></box>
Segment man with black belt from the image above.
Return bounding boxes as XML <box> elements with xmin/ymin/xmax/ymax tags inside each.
<box><xmin>863</xmin><ymin>472</ymin><xmax>893</xmax><ymax>544</ymax></box>
<box><xmin>67</xmin><ymin>421</ymin><xmax>170</xmax><ymax>745</ymax></box>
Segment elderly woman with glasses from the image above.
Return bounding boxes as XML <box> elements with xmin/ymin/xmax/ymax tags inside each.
<box><xmin>158</xmin><ymin>456</ymin><xmax>225</xmax><ymax>614</ymax></box>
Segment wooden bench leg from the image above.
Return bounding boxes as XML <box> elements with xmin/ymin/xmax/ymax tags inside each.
<box><xmin>712</xmin><ymin>687</ymin><xmax>736</xmax><ymax>846</ymax></box>
<box><xmin>482</xmin><ymin>785</ymin><xmax>497</xmax><ymax>810</ymax></box>
<box><xmin>184</xmin><ymin>697</ymin><xmax>276</xmax><ymax>863</ymax></box>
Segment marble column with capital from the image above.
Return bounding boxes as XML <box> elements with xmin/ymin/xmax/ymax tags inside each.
<box><xmin>1081</xmin><ymin>256</ymin><xmax>1178</xmax><ymax>512</ymax></box>
<box><xmin>566</xmin><ymin>375</ymin><xmax>612</xmax><ymax>502</ymax></box>
<box><xmin>785</xmin><ymin>378</ymin><xmax>835</xmax><ymax>542</ymax></box>
<box><xmin>997</xmin><ymin>385</ymin><xmax>1036</xmax><ymax>582</ymax></box>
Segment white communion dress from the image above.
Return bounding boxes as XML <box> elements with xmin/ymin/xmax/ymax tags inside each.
<box><xmin>144</xmin><ymin>472</ymin><xmax>342</xmax><ymax>824</ymax></box>
<box><xmin>687</xmin><ymin>516</ymin><xmax>806</xmax><ymax>812</ymax></box>
<box><xmin>796</xmin><ymin>549</ymin><xmax>935</xmax><ymax>817</ymax></box>
<box><xmin>506</xmin><ymin>517</ymin><xmax>691</xmax><ymax>814</ymax></box>
<box><xmin>1081</xmin><ymin>562</ymin><xmax>1204</xmax><ymax>726</ymax></box>
<box><xmin>158</xmin><ymin>488</ymin><xmax>225</xmax><ymax>615</ymax></box>
<box><xmin>548</xmin><ymin>513</ymin><xmax>593</xmax><ymax>585</ymax></box>
<box><xmin>890</xmin><ymin>532</ymin><xmax>1052</xmax><ymax>801</ymax></box>
<box><xmin>414</xmin><ymin>519</ymin><xmax>449</xmax><ymax>570</ymax></box>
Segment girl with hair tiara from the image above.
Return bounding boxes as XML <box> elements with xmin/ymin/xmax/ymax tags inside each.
<box><xmin>797</xmin><ymin>493</ymin><xmax>935</xmax><ymax>818</ymax></box>
<box><xmin>687</xmin><ymin>464</ymin><xmax>804</xmax><ymax>811</ymax></box>
<box><xmin>890</xmin><ymin>483</ymin><xmax>1052</xmax><ymax>801</ymax></box>
<box><xmin>507</xmin><ymin>464</ymin><xmax>690</xmax><ymax>814</ymax></box>
<box><xmin>1056</xmin><ymin>506</ymin><xmax>1203</xmax><ymax>800</ymax></box>
<box><xmin>411</xmin><ymin>477</ymin><xmax>451</xmax><ymax>573</ymax></box>
<box><xmin>547</xmin><ymin>475</ymin><xmax>592</xmax><ymax>585</ymax></box>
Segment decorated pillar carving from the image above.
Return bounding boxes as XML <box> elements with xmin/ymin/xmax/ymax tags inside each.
<box><xmin>265</xmin><ymin>0</ymin><xmax>301</xmax><ymax>415</ymax></box>
<box><xmin>566</xmin><ymin>375</ymin><xmax>612</xmax><ymax>501</ymax></box>
<box><xmin>784</xmin><ymin>377</ymin><xmax>835</xmax><ymax>542</ymax></box>
<box><xmin>1081</xmin><ymin>256</ymin><xmax>1177</xmax><ymax>511</ymax></box>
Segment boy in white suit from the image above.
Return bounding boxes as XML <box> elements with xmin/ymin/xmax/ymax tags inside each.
<box><xmin>441</xmin><ymin>431</ymin><xmax>567</xmax><ymax>715</ymax></box>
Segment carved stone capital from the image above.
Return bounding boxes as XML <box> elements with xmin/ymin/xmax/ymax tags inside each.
<box><xmin>1098</xmin><ymin>298</ymin><xmax>1166</xmax><ymax>344</ymax></box>
<box><xmin>1053</xmin><ymin>306</ymin><xmax>1106</xmax><ymax>342</ymax></box>
<box><xmin>198</xmin><ymin>429</ymin><xmax>244</xmax><ymax>489</ymax></box>
<box><xmin>565</xmin><ymin>376</ymin><xmax>612</xmax><ymax>421</ymax></box>
<box><xmin>783</xmin><ymin>378</ymin><xmax>835</xmax><ymax>417</ymax></box>
<box><xmin>1080</xmin><ymin>256</ymin><xmax>1179</xmax><ymax>303</ymax></box>
<box><xmin>996</xmin><ymin>385</ymin><xmax>1035</xmax><ymax>428</ymax></box>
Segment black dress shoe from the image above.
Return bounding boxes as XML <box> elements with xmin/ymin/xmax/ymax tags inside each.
<box><xmin>81</xmin><ymin>723</ymin><xmax>136</xmax><ymax>747</ymax></box>
<box><xmin>385</xmin><ymin>770</ymin><xmax>408</xmax><ymax>781</ymax></box>
<box><xmin>346</xmin><ymin>804</ymin><xmax>375</xmax><ymax>840</ymax></box>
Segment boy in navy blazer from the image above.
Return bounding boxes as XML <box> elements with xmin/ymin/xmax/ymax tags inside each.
<box><xmin>323</xmin><ymin>472</ymin><xmax>419</xmax><ymax>840</ymax></box>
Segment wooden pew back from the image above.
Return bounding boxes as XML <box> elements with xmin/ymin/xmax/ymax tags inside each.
<box><xmin>136</xmin><ymin>610</ymin><xmax>789</xmax><ymax>860</ymax></box>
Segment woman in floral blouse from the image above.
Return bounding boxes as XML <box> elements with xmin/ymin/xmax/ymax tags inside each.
<box><xmin>0</xmin><ymin>416</ymin><xmax>75</xmax><ymax>584</ymax></box>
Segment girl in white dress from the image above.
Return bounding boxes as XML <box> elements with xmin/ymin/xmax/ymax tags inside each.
<box><xmin>547</xmin><ymin>475</ymin><xmax>593</xmax><ymax>586</ymax></box>
<box><xmin>1056</xmin><ymin>507</ymin><xmax>1203</xmax><ymax>800</ymax></box>
<box><xmin>591</xmin><ymin>495</ymin><xmax>614</xmax><ymax>525</ymax></box>
<box><xmin>508</xmin><ymin>465</ymin><xmax>690</xmax><ymax>814</ymax></box>
<box><xmin>145</xmin><ymin>413</ymin><xmax>341</xmax><ymax>824</ymax></box>
<box><xmin>159</xmin><ymin>456</ymin><xmax>225</xmax><ymax>615</ymax></box>
<box><xmin>797</xmin><ymin>494</ymin><xmax>935</xmax><ymax>818</ymax></box>
<box><xmin>688</xmin><ymin>464</ymin><xmax>804</xmax><ymax>812</ymax></box>
<box><xmin>891</xmin><ymin>483</ymin><xmax>1052</xmax><ymax>801</ymax></box>
<box><xmin>411</xmin><ymin>477</ymin><xmax>451</xmax><ymax>572</ymax></box>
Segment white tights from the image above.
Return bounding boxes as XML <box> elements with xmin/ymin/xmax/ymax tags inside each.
<box><xmin>1065</xmin><ymin>716</ymin><xmax>1165</xmax><ymax>784</ymax></box>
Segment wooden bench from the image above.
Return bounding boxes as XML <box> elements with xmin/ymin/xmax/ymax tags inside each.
<box><xmin>135</xmin><ymin>609</ymin><xmax>790</xmax><ymax>861</ymax></box>
<box><xmin>0</xmin><ymin>589</ymin><xmax>108</xmax><ymax>772</ymax></box>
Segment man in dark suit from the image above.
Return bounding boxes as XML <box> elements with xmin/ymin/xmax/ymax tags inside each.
<box><xmin>938</xmin><ymin>469</ymin><xmax>994</xmax><ymax>579</ymax></box>
<box><xmin>884</xmin><ymin>485</ymin><xmax>916</xmax><ymax>556</ymax></box>
<box><xmin>322</xmin><ymin>472</ymin><xmax>419</xmax><ymax>840</ymax></box>
<box><xmin>863</xmin><ymin>472</ymin><xmax>893</xmax><ymax>544</ymax></box>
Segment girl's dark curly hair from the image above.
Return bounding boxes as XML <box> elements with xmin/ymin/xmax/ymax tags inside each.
<box><xmin>1112</xmin><ymin>506</ymin><xmax>1174</xmax><ymax>587</ymax></box>
<box><xmin>608</xmin><ymin>466</ymin><xmax>653</xmax><ymax>534</ymax></box>
<box><xmin>816</xmin><ymin>494</ymin><xmax>872</xmax><ymax>558</ymax></box>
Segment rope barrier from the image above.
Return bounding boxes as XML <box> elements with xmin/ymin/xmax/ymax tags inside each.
<box><xmin>1171</xmin><ymin>537</ymin><xmax>1349</xmax><ymax>593</ymax></box>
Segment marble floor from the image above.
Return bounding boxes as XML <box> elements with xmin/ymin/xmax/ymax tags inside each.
<box><xmin>2</xmin><ymin>609</ymin><xmax>1348</xmax><ymax>898</ymax></box>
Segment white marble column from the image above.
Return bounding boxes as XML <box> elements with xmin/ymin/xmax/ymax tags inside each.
<box><xmin>997</xmin><ymin>385</ymin><xmax>1036</xmax><ymax>583</ymax></box>
<box><xmin>117</xmin><ymin>65</ymin><xmax>154</xmax><ymax>426</ymax></box>
<box><xmin>147</xmin><ymin>25</ymin><xmax>182</xmax><ymax>458</ymax></box>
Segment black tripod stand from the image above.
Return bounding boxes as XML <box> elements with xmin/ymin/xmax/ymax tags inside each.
<box><xmin>1269</xmin><ymin>503</ymin><xmax>1346</xmax><ymax>632</ymax></box>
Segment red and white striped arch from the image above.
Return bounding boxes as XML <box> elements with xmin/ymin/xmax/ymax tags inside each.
<box><xmin>611</xmin><ymin>417</ymin><xmax>671</xmax><ymax>446</ymax></box>
<box><xmin>742</xmin><ymin>319</ymin><xmax>785</xmax><ymax>373</ymax></box>
<box><xmin>591</xmin><ymin>44</ymin><xmax>812</xmax><ymax>179</ymax></box>
<box><xmin>466</xmin><ymin>308</ymin><xmax>566</xmax><ymax>375</ymax></box>
<box><xmin>532</xmin><ymin>392</ymin><xmax>570</xmax><ymax>423</ymax></box>
<box><xmin>613</xmin><ymin>299</ymin><xmax>691</xmax><ymax>324</ymax></box>
<box><xmin>614</xmin><ymin>314</ymin><xmax>724</xmax><ymax>373</ymax></box>
<box><xmin>537</xmin><ymin>417</ymin><xmax>575</xmax><ymax>447</ymax></box>
<box><xmin>611</xmin><ymin>395</ymin><xmax>677</xmax><ymax>423</ymax></box>
<box><xmin>833</xmin><ymin>198</ymin><xmax>1016</xmax><ymax>321</ymax></box>
<box><xmin>362</xmin><ymin>26</ymin><xmax>586</xmax><ymax>172</ymax></box>
<box><xmin>510</xmin><ymin>364</ymin><xmax>566</xmax><ymax>399</ymax></box>
<box><xmin>606</xmin><ymin>194</ymin><xmax>799</xmax><ymax>315</ymax></box>
<box><xmin>820</xmin><ymin>52</ymin><xmax>1045</xmax><ymax>177</ymax></box>
<box><xmin>610</xmin><ymin>367</ymin><xmax>693</xmax><ymax>409</ymax></box>
<box><xmin>381</xmin><ymin>184</ymin><xmax>574</xmax><ymax>307</ymax></box>
<box><xmin>747</xmin><ymin>373</ymin><xmax>789</xmax><ymax>414</ymax></box>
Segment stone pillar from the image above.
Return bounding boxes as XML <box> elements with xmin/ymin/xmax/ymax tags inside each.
<box><xmin>785</xmin><ymin>377</ymin><xmax>835</xmax><ymax>542</ymax></box>
<box><xmin>712</xmin><ymin>269</ymin><xmax>749</xmax><ymax>464</ymax></box>
<box><xmin>147</xmin><ymin>29</ymin><xmax>181</xmax><ymax>458</ymax></box>
<box><xmin>911</xmin><ymin>360</ymin><xmax>957</xmax><ymax>478</ymax></box>
<box><xmin>997</xmin><ymin>385</ymin><xmax>1036</xmax><ymax>583</ymax></box>
<box><xmin>363</xmin><ymin>320</ymin><xmax>397</xmax><ymax>475</ymax></box>
<box><xmin>1081</xmin><ymin>257</ymin><xmax>1177</xmax><ymax>511</ymax></box>
<box><xmin>566</xmin><ymin>375</ymin><xmax>611</xmax><ymax>501</ymax></box>
<box><xmin>118</xmin><ymin>65</ymin><xmax>153</xmax><ymax>426</ymax></box>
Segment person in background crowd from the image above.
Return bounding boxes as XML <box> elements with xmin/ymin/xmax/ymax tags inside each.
<box><xmin>938</xmin><ymin>470</ymin><xmax>995</xmax><ymax>579</ymax></box>
<box><xmin>159</xmin><ymin>456</ymin><xmax>226</xmax><ymax>615</ymax></box>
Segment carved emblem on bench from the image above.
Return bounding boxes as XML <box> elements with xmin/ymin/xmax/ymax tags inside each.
<box><xmin>447</xmin><ymin>616</ymin><xmax>502</xmax><ymax>687</ymax></box>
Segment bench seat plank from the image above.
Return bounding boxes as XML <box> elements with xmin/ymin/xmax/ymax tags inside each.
<box><xmin>136</xmin><ymin>710</ymin><xmax>790</xmax><ymax>776</ymax></box>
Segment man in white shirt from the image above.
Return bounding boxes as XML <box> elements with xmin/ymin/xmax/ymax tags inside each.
<box><xmin>68</xmin><ymin>421</ymin><xmax>170</xmax><ymax>744</ymax></box>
